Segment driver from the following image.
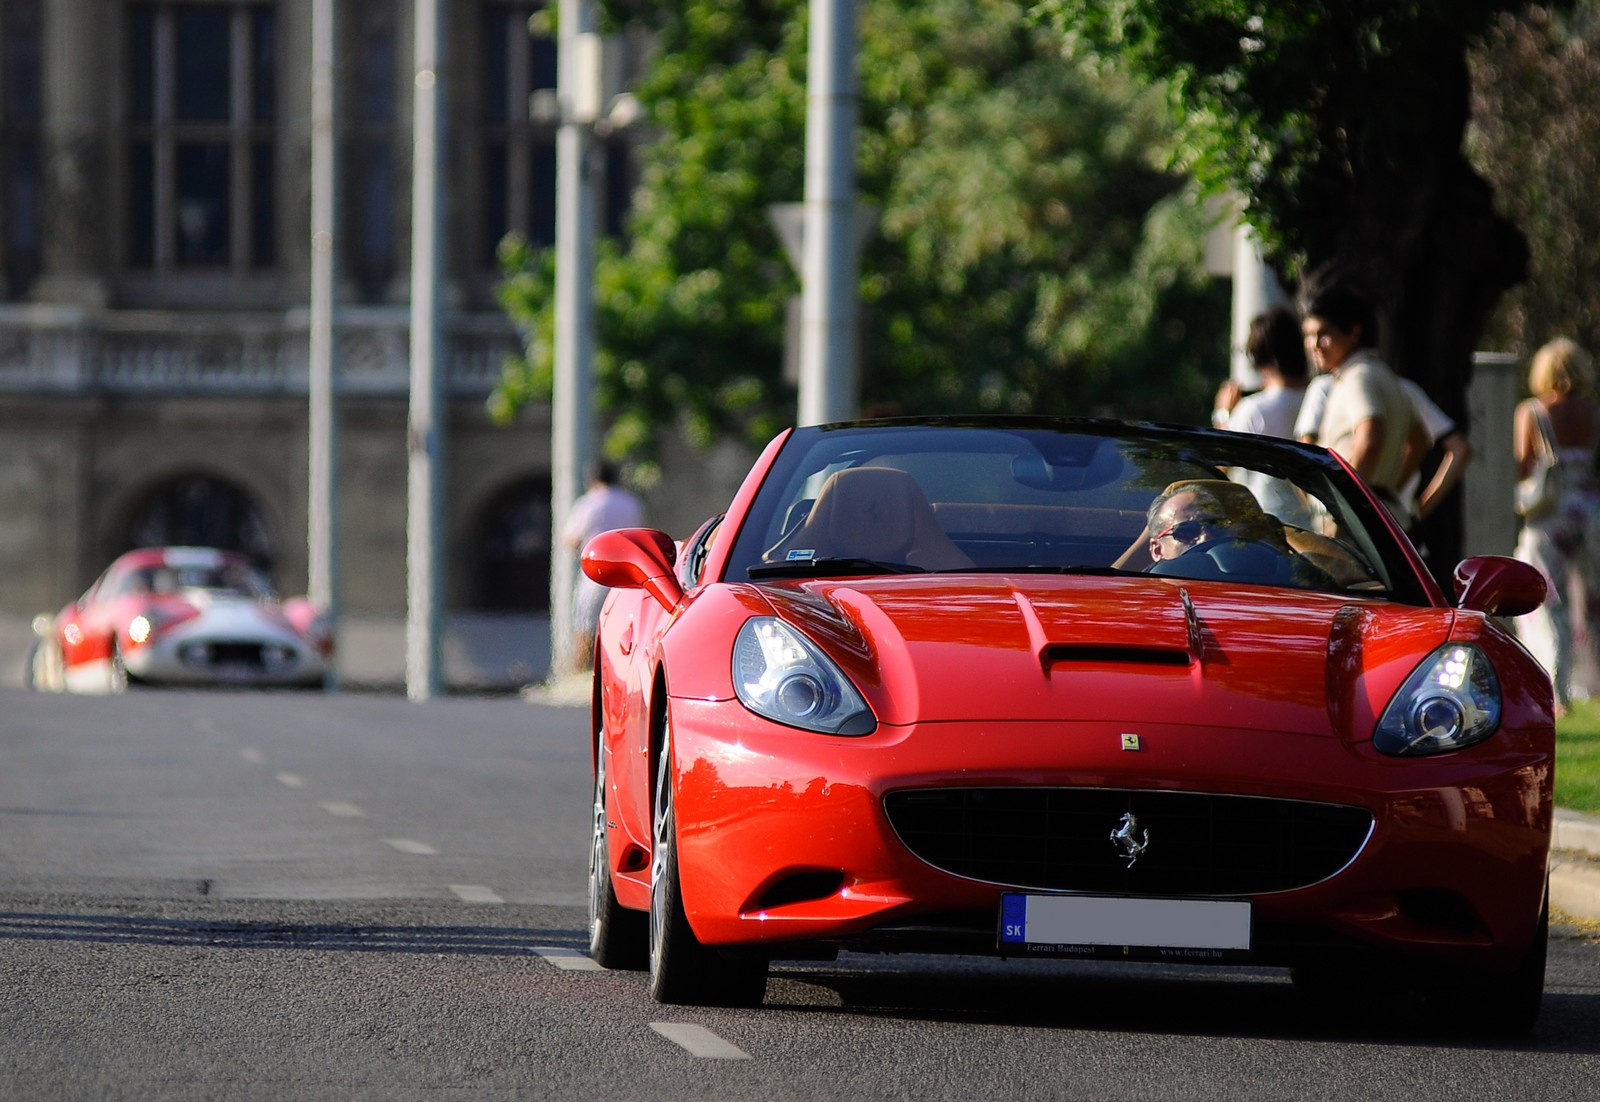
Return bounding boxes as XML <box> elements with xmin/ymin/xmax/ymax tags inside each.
<box><xmin>1145</xmin><ymin>482</ymin><xmax>1282</xmax><ymax>565</ymax></box>
<box><xmin>1142</xmin><ymin>479</ymin><xmax>1337</xmax><ymax>588</ymax></box>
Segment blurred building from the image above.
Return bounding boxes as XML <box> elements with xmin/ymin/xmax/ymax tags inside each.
<box><xmin>0</xmin><ymin>0</ymin><xmax>658</xmax><ymax>616</ymax></box>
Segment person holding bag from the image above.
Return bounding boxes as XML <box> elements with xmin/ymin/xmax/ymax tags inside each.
<box><xmin>1513</xmin><ymin>337</ymin><xmax>1600</xmax><ymax>714</ymax></box>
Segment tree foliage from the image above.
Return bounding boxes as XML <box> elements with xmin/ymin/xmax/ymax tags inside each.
<box><xmin>494</xmin><ymin>0</ymin><xmax>1228</xmax><ymax>473</ymax></box>
<box><xmin>1469</xmin><ymin>3</ymin><xmax>1600</xmax><ymax>355</ymax></box>
<box><xmin>1030</xmin><ymin>0</ymin><xmax>1559</xmax><ymax>424</ymax></box>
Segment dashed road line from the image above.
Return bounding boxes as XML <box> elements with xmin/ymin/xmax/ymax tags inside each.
<box><xmin>532</xmin><ymin>945</ymin><xmax>603</xmax><ymax>970</ymax></box>
<box><xmin>320</xmin><ymin>801</ymin><xmax>366</xmax><ymax>818</ymax></box>
<box><xmin>275</xmin><ymin>772</ymin><xmax>305</xmax><ymax>788</ymax></box>
<box><xmin>384</xmin><ymin>837</ymin><xmax>437</xmax><ymax>855</ymax></box>
<box><xmin>450</xmin><ymin>883</ymin><xmax>504</xmax><ymax>904</ymax></box>
<box><xmin>240</xmin><ymin>748</ymin><xmax>264</xmax><ymax>764</ymax></box>
<box><xmin>649</xmin><ymin>1022</ymin><xmax>752</xmax><ymax>1060</ymax></box>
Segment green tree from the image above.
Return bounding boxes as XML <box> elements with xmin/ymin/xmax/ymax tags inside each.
<box><xmin>1030</xmin><ymin>0</ymin><xmax>1557</xmax><ymax>426</ymax></box>
<box><xmin>494</xmin><ymin>0</ymin><xmax>1228</xmax><ymax>475</ymax></box>
<box><xmin>1469</xmin><ymin>3</ymin><xmax>1600</xmax><ymax>356</ymax></box>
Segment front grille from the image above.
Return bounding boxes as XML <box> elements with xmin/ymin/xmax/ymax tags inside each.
<box><xmin>883</xmin><ymin>787</ymin><xmax>1373</xmax><ymax>896</ymax></box>
<box><xmin>209</xmin><ymin>642</ymin><xmax>265</xmax><ymax>666</ymax></box>
<box><xmin>181</xmin><ymin>641</ymin><xmax>270</xmax><ymax>669</ymax></box>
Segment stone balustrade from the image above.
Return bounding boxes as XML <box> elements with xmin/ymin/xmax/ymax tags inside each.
<box><xmin>0</xmin><ymin>305</ymin><xmax>520</xmax><ymax>396</ymax></box>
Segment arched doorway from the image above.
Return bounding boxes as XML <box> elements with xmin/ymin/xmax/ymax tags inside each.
<box><xmin>472</xmin><ymin>476</ymin><xmax>551</xmax><ymax>612</ymax></box>
<box><xmin>122</xmin><ymin>474</ymin><xmax>275</xmax><ymax>568</ymax></box>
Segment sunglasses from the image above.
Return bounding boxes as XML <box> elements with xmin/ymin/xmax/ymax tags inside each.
<box><xmin>1152</xmin><ymin>517</ymin><xmax>1219</xmax><ymax>545</ymax></box>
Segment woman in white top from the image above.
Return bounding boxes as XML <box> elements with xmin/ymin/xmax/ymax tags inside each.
<box><xmin>1211</xmin><ymin>307</ymin><xmax>1312</xmax><ymax>526</ymax></box>
<box><xmin>1214</xmin><ymin>306</ymin><xmax>1309</xmax><ymax>440</ymax></box>
<box><xmin>1513</xmin><ymin>337</ymin><xmax>1600</xmax><ymax>713</ymax></box>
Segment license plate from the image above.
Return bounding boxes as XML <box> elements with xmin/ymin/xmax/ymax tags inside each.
<box><xmin>999</xmin><ymin>893</ymin><xmax>1251</xmax><ymax>957</ymax></box>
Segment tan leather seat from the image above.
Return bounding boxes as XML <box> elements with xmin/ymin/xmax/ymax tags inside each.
<box><xmin>764</xmin><ymin>466</ymin><xmax>973</xmax><ymax>570</ymax></box>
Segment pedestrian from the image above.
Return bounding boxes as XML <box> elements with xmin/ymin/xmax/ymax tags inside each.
<box><xmin>1297</xmin><ymin>284</ymin><xmax>1421</xmax><ymax>527</ymax></box>
<box><xmin>562</xmin><ymin>460</ymin><xmax>645</xmax><ymax>672</ymax></box>
<box><xmin>1212</xmin><ymin>306</ymin><xmax>1314</xmax><ymax>526</ymax></box>
<box><xmin>1212</xmin><ymin>306</ymin><xmax>1310</xmax><ymax>440</ymax></box>
<box><xmin>1513</xmin><ymin>337</ymin><xmax>1600</xmax><ymax>714</ymax></box>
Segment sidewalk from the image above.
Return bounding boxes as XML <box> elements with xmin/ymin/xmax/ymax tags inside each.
<box><xmin>1553</xmin><ymin>807</ymin><xmax>1600</xmax><ymax>924</ymax></box>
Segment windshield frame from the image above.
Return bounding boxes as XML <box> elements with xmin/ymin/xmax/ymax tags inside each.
<box><xmin>717</xmin><ymin>417</ymin><xmax>1434</xmax><ymax>606</ymax></box>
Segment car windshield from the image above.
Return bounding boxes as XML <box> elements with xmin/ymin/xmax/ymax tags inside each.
<box><xmin>721</xmin><ymin>420</ymin><xmax>1430</xmax><ymax>603</ymax></box>
<box><xmin>111</xmin><ymin>560</ymin><xmax>275</xmax><ymax>600</ymax></box>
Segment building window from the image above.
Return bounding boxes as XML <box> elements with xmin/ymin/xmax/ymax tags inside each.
<box><xmin>1</xmin><ymin>0</ymin><xmax>43</xmax><ymax>298</ymax></box>
<box><xmin>347</xmin><ymin>0</ymin><xmax>398</xmax><ymax>301</ymax></box>
<box><xmin>481</xmin><ymin>0</ymin><xmax>558</xmax><ymax>265</ymax></box>
<box><xmin>124</xmin><ymin>474</ymin><xmax>275</xmax><ymax>569</ymax></box>
<box><xmin>472</xmin><ymin>476</ymin><xmax>551</xmax><ymax>612</ymax></box>
<box><xmin>126</xmin><ymin>2</ymin><xmax>277</xmax><ymax>272</ymax></box>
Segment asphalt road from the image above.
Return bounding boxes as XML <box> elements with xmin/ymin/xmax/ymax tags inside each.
<box><xmin>3</xmin><ymin>687</ymin><xmax>1600</xmax><ymax>1101</ymax></box>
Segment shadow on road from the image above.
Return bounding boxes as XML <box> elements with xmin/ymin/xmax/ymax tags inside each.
<box><xmin>0</xmin><ymin>909</ymin><xmax>586</xmax><ymax>957</ymax></box>
<box><xmin>765</xmin><ymin>947</ymin><xmax>1600</xmax><ymax>1053</ymax></box>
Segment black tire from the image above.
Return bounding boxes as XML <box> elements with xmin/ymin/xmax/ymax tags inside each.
<box><xmin>108</xmin><ymin>639</ymin><xmax>129</xmax><ymax>693</ymax></box>
<box><xmin>28</xmin><ymin>637</ymin><xmax>66</xmax><ymax>693</ymax></box>
<box><xmin>1293</xmin><ymin>896</ymin><xmax>1547</xmax><ymax>1037</ymax></box>
<box><xmin>1458</xmin><ymin>894</ymin><xmax>1547</xmax><ymax>1036</ymax></box>
<box><xmin>588</xmin><ymin>747</ymin><xmax>648</xmax><ymax>970</ymax></box>
<box><xmin>647</xmin><ymin>712</ymin><xmax>767</xmax><ymax>1007</ymax></box>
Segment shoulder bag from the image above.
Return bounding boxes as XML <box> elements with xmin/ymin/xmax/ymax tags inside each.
<box><xmin>1515</xmin><ymin>401</ymin><xmax>1563</xmax><ymax>520</ymax></box>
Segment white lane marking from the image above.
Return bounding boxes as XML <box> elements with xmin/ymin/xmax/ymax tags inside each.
<box><xmin>320</xmin><ymin>801</ymin><xmax>366</xmax><ymax>818</ymax></box>
<box><xmin>533</xmin><ymin>945</ymin><xmax>603</xmax><ymax>971</ymax></box>
<box><xmin>649</xmin><ymin>1023</ymin><xmax>752</xmax><ymax>1060</ymax></box>
<box><xmin>451</xmin><ymin>884</ymin><xmax>505</xmax><ymax>904</ymax></box>
<box><xmin>383</xmin><ymin>838</ymin><xmax>437</xmax><ymax>855</ymax></box>
<box><xmin>241</xmin><ymin>748</ymin><xmax>264</xmax><ymax>764</ymax></box>
<box><xmin>276</xmin><ymin>772</ymin><xmax>305</xmax><ymax>788</ymax></box>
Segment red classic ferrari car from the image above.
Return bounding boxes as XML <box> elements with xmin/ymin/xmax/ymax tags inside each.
<box><xmin>29</xmin><ymin>546</ymin><xmax>332</xmax><ymax>692</ymax></box>
<box><xmin>581</xmin><ymin>417</ymin><xmax>1554</xmax><ymax>1030</ymax></box>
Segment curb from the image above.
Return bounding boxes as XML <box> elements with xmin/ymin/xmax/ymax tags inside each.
<box><xmin>1552</xmin><ymin>855</ymin><xmax>1600</xmax><ymax>923</ymax></box>
<box><xmin>1553</xmin><ymin>807</ymin><xmax>1600</xmax><ymax>924</ymax></box>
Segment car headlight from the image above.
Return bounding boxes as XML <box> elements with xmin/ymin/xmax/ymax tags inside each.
<box><xmin>1373</xmin><ymin>644</ymin><xmax>1501</xmax><ymax>756</ymax></box>
<box><xmin>732</xmin><ymin>617</ymin><xmax>876</xmax><ymax>736</ymax></box>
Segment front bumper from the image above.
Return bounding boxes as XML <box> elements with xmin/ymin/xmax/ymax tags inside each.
<box><xmin>124</xmin><ymin>627</ymin><xmax>327</xmax><ymax>686</ymax></box>
<box><xmin>658</xmin><ymin>697</ymin><xmax>1552</xmax><ymax>973</ymax></box>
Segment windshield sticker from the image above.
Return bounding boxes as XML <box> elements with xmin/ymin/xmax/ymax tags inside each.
<box><xmin>786</xmin><ymin>549</ymin><xmax>816</xmax><ymax>561</ymax></box>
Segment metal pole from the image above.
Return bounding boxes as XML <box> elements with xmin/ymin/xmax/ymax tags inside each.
<box><xmin>549</xmin><ymin>0</ymin><xmax>600</xmax><ymax>678</ymax></box>
<box><xmin>1229</xmin><ymin>221</ymin><xmax>1287</xmax><ymax>389</ymax></box>
<box><xmin>797</xmin><ymin>0</ymin><xmax>859</xmax><ymax>427</ymax></box>
<box><xmin>308</xmin><ymin>0</ymin><xmax>339</xmax><ymax>687</ymax></box>
<box><xmin>407</xmin><ymin>0</ymin><xmax>446</xmax><ymax>700</ymax></box>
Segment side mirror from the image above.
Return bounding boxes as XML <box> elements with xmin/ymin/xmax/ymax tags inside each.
<box><xmin>581</xmin><ymin>528</ymin><xmax>684</xmax><ymax>611</ymax></box>
<box><xmin>1453</xmin><ymin>555</ymin><xmax>1547</xmax><ymax>618</ymax></box>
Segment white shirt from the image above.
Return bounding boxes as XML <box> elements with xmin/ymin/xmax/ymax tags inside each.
<box><xmin>1296</xmin><ymin>371</ymin><xmax>1455</xmax><ymax>509</ymax></box>
<box><xmin>562</xmin><ymin>483</ymin><xmax>645</xmax><ymax>549</ymax></box>
<box><xmin>1224</xmin><ymin>384</ymin><xmax>1306</xmax><ymax>440</ymax></box>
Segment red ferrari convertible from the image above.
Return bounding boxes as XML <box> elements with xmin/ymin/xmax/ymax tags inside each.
<box><xmin>30</xmin><ymin>546</ymin><xmax>332</xmax><ymax>692</ymax></box>
<box><xmin>581</xmin><ymin>417</ymin><xmax>1553</xmax><ymax>1030</ymax></box>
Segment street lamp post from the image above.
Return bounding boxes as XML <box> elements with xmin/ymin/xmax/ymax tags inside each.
<box><xmin>797</xmin><ymin>0</ymin><xmax>860</xmax><ymax>427</ymax></box>
<box><xmin>549</xmin><ymin>0</ymin><xmax>603</xmax><ymax>679</ymax></box>
<box><xmin>406</xmin><ymin>0</ymin><xmax>446</xmax><ymax>700</ymax></box>
<box><xmin>308</xmin><ymin>0</ymin><xmax>339</xmax><ymax>688</ymax></box>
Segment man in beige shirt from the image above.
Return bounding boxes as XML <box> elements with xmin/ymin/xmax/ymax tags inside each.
<box><xmin>1301</xmin><ymin>286</ymin><xmax>1417</xmax><ymax>523</ymax></box>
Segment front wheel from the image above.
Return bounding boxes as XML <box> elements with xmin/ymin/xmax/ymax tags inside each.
<box><xmin>648</xmin><ymin>712</ymin><xmax>767</xmax><ymax>1007</ymax></box>
<box><xmin>108</xmin><ymin>639</ymin><xmax>129</xmax><ymax>693</ymax></box>
<box><xmin>588</xmin><ymin>747</ymin><xmax>647</xmax><ymax>970</ymax></box>
<box><xmin>26</xmin><ymin>638</ymin><xmax>65</xmax><ymax>692</ymax></box>
<box><xmin>1293</xmin><ymin>896</ymin><xmax>1547</xmax><ymax>1036</ymax></box>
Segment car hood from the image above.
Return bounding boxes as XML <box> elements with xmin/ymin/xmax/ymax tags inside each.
<box><xmin>757</xmin><ymin>575</ymin><xmax>1453</xmax><ymax>738</ymax></box>
<box><xmin>161</xmin><ymin>595</ymin><xmax>302</xmax><ymax>640</ymax></box>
